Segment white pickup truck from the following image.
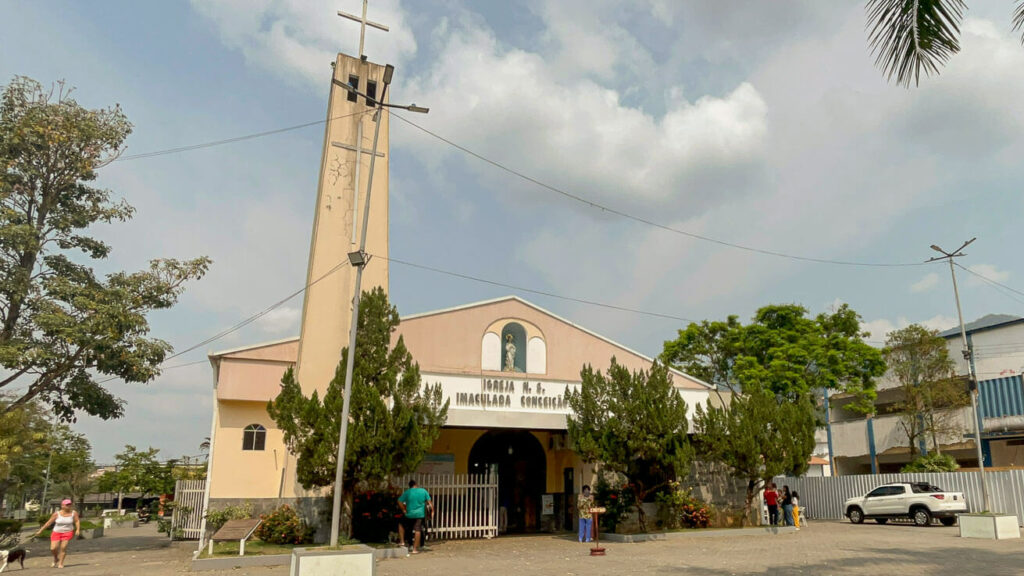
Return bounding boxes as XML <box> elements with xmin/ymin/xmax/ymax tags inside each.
<box><xmin>844</xmin><ymin>482</ymin><xmax>968</xmax><ymax>527</ymax></box>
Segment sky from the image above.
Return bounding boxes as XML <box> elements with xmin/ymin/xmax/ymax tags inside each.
<box><xmin>2</xmin><ymin>0</ymin><xmax>1024</xmax><ymax>462</ymax></box>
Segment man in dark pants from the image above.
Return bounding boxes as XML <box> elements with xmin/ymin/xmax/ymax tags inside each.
<box><xmin>398</xmin><ymin>480</ymin><xmax>433</xmax><ymax>555</ymax></box>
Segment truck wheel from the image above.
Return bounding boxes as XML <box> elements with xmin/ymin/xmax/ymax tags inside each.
<box><xmin>912</xmin><ymin>507</ymin><xmax>932</xmax><ymax>527</ymax></box>
<box><xmin>875</xmin><ymin>518</ymin><xmax>888</xmax><ymax>525</ymax></box>
<box><xmin>848</xmin><ymin>507</ymin><xmax>864</xmax><ymax>524</ymax></box>
<box><xmin>940</xmin><ymin>517</ymin><xmax>956</xmax><ymax>527</ymax></box>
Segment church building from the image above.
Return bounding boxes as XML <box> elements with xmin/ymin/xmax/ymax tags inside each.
<box><xmin>199</xmin><ymin>42</ymin><xmax>714</xmax><ymax>538</ymax></box>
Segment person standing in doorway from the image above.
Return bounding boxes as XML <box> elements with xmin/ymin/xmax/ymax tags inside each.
<box><xmin>33</xmin><ymin>499</ymin><xmax>80</xmax><ymax>568</ymax></box>
<box><xmin>577</xmin><ymin>485</ymin><xmax>594</xmax><ymax>543</ymax></box>
<box><xmin>398</xmin><ymin>480</ymin><xmax>433</xmax><ymax>555</ymax></box>
<box><xmin>781</xmin><ymin>485</ymin><xmax>794</xmax><ymax>527</ymax></box>
<box><xmin>764</xmin><ymin>483</ymin><xmax>779</xmax><ymax>526</ymax></box>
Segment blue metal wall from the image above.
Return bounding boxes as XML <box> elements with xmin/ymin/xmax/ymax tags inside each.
<box><xmin>979</xmin><ymin>375</ymin><xmax>1024</xmax><ymax>419</ymax></box>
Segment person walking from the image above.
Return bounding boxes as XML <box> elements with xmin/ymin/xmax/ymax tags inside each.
<box><xmin>764</xmin><ymin>483</ymin><xmax>779</xmax><ymax>526</ymax></box>
<box><xmin>33</xmin><ymin>499</ymin><xmax>80</xmax><ymax>568</ymax></box>
<box><xmin>781</xmin><ymin>485</ymin><xmax>794</xmax><ymax>527</ymax></box>
<box><xmin>576</xmin><ymin>485</ymin><xmax>594</xmax><ymax>543</ymax></box>
<box><xmin>792</xmin><ymin>490</ymin><xmax>801</xmax><ymax>531</ymax></box>
<box><xmin>398</xmin><ymin>480</ymin><xmax>433</xmax><ymax>555</ymax></box>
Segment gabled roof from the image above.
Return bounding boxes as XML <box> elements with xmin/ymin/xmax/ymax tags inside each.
<box><xmin>937</xmin><ymin>314</ymin><xmax>1024</xmax><ymax>338</ymax></box>
<box><xmin>402</xmin><ymin>295</ymin><xmax>714</xmax><ymax>389</ymax></box>
<box><xmin>206</xmin><ymin>296</ymin><xmax>713</xmax><ymax>390</ymax></box>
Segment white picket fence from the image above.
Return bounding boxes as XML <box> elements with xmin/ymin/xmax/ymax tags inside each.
<box><xmin>172</xmin><ymin>479</ymin><xmax>207</xmax><ymax>540</ymax></box>
<box><xmin>775</xmin><ymin>470</ymin><xmax>1024</xmax><ymax>525</ymax></box>
<box><xmin>395</xmin><ymin>472</ymin><xmax>498</xmax><ymax>540</ymax></box>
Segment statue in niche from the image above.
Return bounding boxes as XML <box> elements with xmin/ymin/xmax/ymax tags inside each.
<box><xmin>505</xmin><ymin>333</ymin><xmax>518</xmax><ymax>372</ymax></box>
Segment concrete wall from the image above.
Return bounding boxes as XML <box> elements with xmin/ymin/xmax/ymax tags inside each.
<box><xmin>208</xmin><ymin>401</ymin><xmax>292</xmax><ymax>499</ymax></box>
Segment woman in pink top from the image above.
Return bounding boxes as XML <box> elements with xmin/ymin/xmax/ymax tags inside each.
<box><xmin>33</xmin><ymin>499</ymin><xmax>80</xmax><ymax>568</ymax></box>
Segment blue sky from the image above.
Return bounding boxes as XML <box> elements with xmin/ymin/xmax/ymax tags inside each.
<box><xmin>2</xmin><ymin>0</ymin><xmax>1024</xmax><ymax>462</ymax></box>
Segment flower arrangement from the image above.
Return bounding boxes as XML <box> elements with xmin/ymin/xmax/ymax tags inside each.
<box><xmin>655</xmin><ymin>481</ymin><xmax>711</xmax><ymax>529</ymax></box>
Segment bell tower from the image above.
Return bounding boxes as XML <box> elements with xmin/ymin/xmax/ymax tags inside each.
<box><xmin>294</xmin><ymin>51</ymin><xmax>391</xmax><ymax>395</ymax></box>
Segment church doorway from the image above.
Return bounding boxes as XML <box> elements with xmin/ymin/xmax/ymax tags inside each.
<box><xmin>468</xmin><ymin>430</ymin><xmax>547</xmax><ymax>533</ymax></box>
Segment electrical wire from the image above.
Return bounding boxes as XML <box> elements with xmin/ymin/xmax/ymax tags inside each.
<box><xmin>388</xmin><ymin>111</ymin><xmax>928</xmax><ymax>269</ymax></box>
<box><xmin>114</xmin><ymin>110</ymin><xmax>371</xmax><ymax>161</ymax></box>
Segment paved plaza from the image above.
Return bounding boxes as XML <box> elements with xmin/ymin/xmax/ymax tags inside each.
<box><xmin>12</xmin><ymin>521</ymin><xmax>1024</xmax><ymax>575</ymax></box>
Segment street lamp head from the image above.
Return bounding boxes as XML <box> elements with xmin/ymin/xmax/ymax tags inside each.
<box><xmin>382</xmin><ymin>64</ymin><xmax>395</xmax><ymax>86</ymax></box>
<box><xmin>930</xmin><ymin>245</ymin><xmax>944</xmax><ymax>253</ymax></box>
<box><xmin>405</xmin><ymin>104</ymin><xmax>429</xmax><ymax>114</ymax></box>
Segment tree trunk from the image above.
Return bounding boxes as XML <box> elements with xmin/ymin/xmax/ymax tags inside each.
<box><xmin>742</xmin><ymin>480</ymin><xmax>757</xmax><ymax>527</ymax></box>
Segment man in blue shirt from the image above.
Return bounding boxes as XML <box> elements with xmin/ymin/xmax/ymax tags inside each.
<box><xmin>398</xmin><ymin>480</ymin><xmax>433</xmax><ymax>554</ymax></box>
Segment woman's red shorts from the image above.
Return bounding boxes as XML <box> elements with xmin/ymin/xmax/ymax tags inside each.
<box><xmin>50</xmin><ymin>531</ymin><xmax>74</xmax><ymax>542</ymax></box>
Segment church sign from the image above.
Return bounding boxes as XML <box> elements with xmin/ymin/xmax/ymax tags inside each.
<box><xmin>432</xmin><ymin>374</ymin><xmax>577</xmax><ymax>414</ymax></box>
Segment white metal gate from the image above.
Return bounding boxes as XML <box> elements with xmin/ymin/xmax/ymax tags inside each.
<box><xmin>171</xmin><ymin>479</ymin><xmax>207</xmax><ymax>540</ymax></box>
<box><xmin>396</xmin><ymin>472</ymin><xmax>498</xmax><ymax>539</ymax></box>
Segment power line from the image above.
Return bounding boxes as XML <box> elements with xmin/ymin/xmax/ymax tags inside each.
<box><xmin>388</xmin><ymin>111</ymin><xmax>927</xmax><ymax>269</ymax></box>
<box><xmin>114</xmin><ymin>110</ymin><xmax>371</xmax><ymax>161</ymax></box>
<box><xmin>377</xmin><ymin>254</ymin><xmax>697</xmax><ymax>323</ymax></box>
<box><xmin>108</xmin><ymin>105</ymin><xmax>927</xmax><ymax>268</ymax></box>
<box><xmin>955</xmin><ymin>262</ymin><xmax>1024</xmax><ymax>305</ymax></box>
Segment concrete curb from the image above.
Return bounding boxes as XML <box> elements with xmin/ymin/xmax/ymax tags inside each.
<box><xmin>603</xmin><ymin>526</ymin><xmax>797</xmax><ymax>543</ymax></box>
<box><xmin>190</xmin><ymin>553</ymin><xmax>292</xmax><ymax>571</ymax></box>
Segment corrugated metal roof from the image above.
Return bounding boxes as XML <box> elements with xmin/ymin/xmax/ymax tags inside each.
<box><xmin>937</xmin><ymin>314</ymin><xmax>1023</xmax><ymax>338</ymax></box>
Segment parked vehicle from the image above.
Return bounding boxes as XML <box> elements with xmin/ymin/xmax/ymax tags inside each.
<box><xmin>844</xmin><ymin>482</ymin><xmax>968</xmax><ymax>527</ymax></box>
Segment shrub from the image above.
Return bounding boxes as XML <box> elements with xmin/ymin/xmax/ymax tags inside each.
<box><xmin>0</xmin><ymin>519</ymin><xmax>23</xmax><ymax>547</ymax></box>
<box><xmin>902</xmin><ymin>453</ymin><xmax>959</xmax><ymax>473</ymax></box>
<box><xmin>655</xmin><ymin>482</ymin><xmax>711</xmax><ymax>529</ymax></box>
<box><xmin>204</xmin><ymin>502</ymin><xmax>253</xmax><ymax>533</ymax></box>
<box><xmin>352</xmin><ymin>487</ymin><xmax>403</xmax><ymax>543</ymax></box>
<box><xmin>593</xmin><ymin>474</ymin><xmax>636</xmax><ymax>533</ymax></box>
<box><xmin>254</xmin><ymin>505</ymin><xmax>313</xmax><ymax>545</ymax></box>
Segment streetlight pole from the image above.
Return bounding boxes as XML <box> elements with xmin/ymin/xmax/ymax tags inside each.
<box><xmin>326</xmin><ymin>64</ymin><xmax>428</xmax><ymax>548</ymax></box>
<box><xmin>927</xmin><ymin>238</ymin><xmax>991</xmax><ymax>514</ymax></box>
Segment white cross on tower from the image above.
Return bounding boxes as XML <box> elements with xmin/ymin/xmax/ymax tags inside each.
<box><xmin>337</xmin><ymin>0</ymin><xmax>389</xmax><ymax>60</ymax></box>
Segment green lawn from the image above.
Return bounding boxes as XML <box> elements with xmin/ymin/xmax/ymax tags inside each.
<box><xmin>201</xmin><ymin>540</ymin><xmax>301</xmax><ymax>558</ymax></box>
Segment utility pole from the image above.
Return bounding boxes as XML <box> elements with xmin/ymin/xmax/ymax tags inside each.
<box><xmin>326</xmin><ymin>64</ymin><xmax>428</xmax><ymax>548</ymax></box>
<box><xmin>40</xmin><ymin>416</ymin><xmax>59</xmax><ymax>512</ymax></box>
<box><xmin>927</xmin><ymin>238</ymin><xmax>991</xmax><ymax>514</ymax></box>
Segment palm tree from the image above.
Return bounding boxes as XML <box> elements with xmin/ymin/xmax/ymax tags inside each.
<box><xmin>199</xmin><ymin>437</ymin><xmax>210</xmax><ymax>454</ymax></box>
<box><xmin>867</xmin><ymin>0</ymin><xmax>1024</xmax><ymax>87</ymax></box>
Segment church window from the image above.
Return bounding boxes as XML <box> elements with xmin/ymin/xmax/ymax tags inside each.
<box><xmin>242</xmin><ymin>424</ymin><xmax>266</xmax><ymax>451</ymax></box>
<box><xmin>366</xmin><ymin>80</ymin><xmax>377</xmax><ymax>106</ymax></box>
<box><xmin>347</xmin><ymin>75</ymin><xmax>359</xmax><ymax>103</ymax></box>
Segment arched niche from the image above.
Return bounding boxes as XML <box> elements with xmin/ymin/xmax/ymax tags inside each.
<box><xmin>481</xmin><ymin>332</ymin><xmax>501</xmax><ymax>371</ymax></box>
<box><xmin>501</xmin><ymin>323</ymin><xmax>527</xmax><ymax>373</ymax></box>
<box><xmin>526</xmin><ymin>337</ymin><xmax>546</xmax><ymax>374</ymax></box>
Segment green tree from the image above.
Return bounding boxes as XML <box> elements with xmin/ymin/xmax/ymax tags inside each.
<box><xmin>663</xmin><ymin>304</ymin><xmax>885</xmax><ymax>413</ymax></box>
<box><xmin>0</xmin><ymin>397</ymin><xmax>50</xmax><ymax>510</ymax></box>
<box><xmin>566</xmin><ymin>359</ymin><xmax>692</xmax><ymax>532</ymax></box>
<box><xmin>50</xmin><ymin>429</ymin><xmax>94</xmax><ymax>510</ymax></box>
<box><xmin>97</xmin><ymin>445</ymin><xmax>167</xmax><ymax>510</ymax></box>
<box><xmin>692</xmin><ymin>387</ymin><xmax>816</xmax><ymax>524</ymax></box>
<box><xmin>267</xmin><ymin>287</ymin><xmax>449</xmax><ymax>535</ymax></box>
<box><xmin>884</xmin><ymin>324</ymin><xmax>969</xmax><ymax>456</ymax></box>
<box><xmin>0</xmin><ymin>76</ymin><xmax>209</xmax><ymax>420</ymax></box>
<box><xmin>866</xmin><ymin>0</ymin><xmax>1024</xmax><ymax>87</ymax></box>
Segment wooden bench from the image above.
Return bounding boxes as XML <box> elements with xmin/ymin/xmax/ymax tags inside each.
<box><xmin>208</xmin><ymin>518</ymin><xmax>262</xmax><ymax>556</ymax></box>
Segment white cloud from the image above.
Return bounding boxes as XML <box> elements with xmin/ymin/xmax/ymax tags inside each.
<box><xmin>860</xmin><ymin>314</ymin><xmax>959</xmax><ymax>345</ymax></box>
<box><xmin>910</xmin><ymin>272</ymin><xmax>939</xmax><ymax>293</ymax></box>
<box><xmin>967</xmin><ymin>263</ymin><xmax>1010</xmax><ymax>287</ymax></box>
<box><xmin>400</xmin><ymin>22</ymin><xmax>768</xmax><ymax>209</ymax></box>
<box><xmin>190</xmin><ymin>0</ymin><xmax>417</xmax><ymax>90</ymax></box>
<box><xmin>255</xmin><ymin>306</ymin><xmax>301</xmax><ymax>335</ymax></box>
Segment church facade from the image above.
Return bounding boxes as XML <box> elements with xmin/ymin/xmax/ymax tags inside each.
<box><xmin>203</xmin><ymin>295</ymin><xmax>713</xmax><ymax>533</ymax></box>
<box><xmin>198</xmin><ymin>48</ymin><xmax>714</xmax><ymax>536</ymax></box>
